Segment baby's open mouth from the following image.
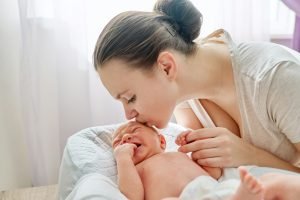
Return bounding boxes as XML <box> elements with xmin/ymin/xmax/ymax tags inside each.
<box><xmin>133</xmin><ymin>143</ymin><xmax>141</xmax><ymax>148</ymax></box>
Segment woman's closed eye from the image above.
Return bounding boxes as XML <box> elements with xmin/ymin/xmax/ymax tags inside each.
<box><xmin>127</xmin><ymin>95</ymin><xmax>136</xmax><ymax>104</ymax></box>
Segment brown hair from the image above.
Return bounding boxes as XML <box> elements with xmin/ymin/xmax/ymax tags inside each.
<box><xmin>93</xmin><ymin>0</ymin><xmax>202</xmax><ymax>71</ymax></box>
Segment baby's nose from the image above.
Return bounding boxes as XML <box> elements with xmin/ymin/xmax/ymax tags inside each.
<box><xmin>122</xmin><ymin>134</ymin><xmax>132</xmax><ymax>143</ymax></box>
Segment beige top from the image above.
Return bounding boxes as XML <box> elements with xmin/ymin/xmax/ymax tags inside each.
<box><xmin>178</xmin><ymin>30</ymin><xmax>300</xmax><ymax>164</ymax></box>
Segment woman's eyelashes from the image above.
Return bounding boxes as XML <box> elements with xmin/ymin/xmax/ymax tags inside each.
<box><xmin>127</xmin><ymin>95</ymin><xmax>136</xmax><ymax>104</ymax></box>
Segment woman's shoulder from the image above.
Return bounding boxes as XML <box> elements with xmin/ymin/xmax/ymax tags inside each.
<box><xmin>233</xmin><ymin>41</ymin><xmax>300</xmax><ymax>79</ymax></box>
<box><xmin>198</xmin><ymin>29</ymin><xmax>227</xmax><ymax>45</ymax></box>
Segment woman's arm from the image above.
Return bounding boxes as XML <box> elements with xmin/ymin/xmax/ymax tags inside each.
<box><xmin>253</xmin><ymin>143</ymin><xmax>300</xmax><ymax>173</ymax></box>
<box><xmin>175</xmin><ymin>103</ymin><xmax>300</xmax><ymax>173</ymax></box>
<box><xmin>178</xmin><ymin>127</ymin><xmax>300</xmax><ymax>173</ymax></box>
<box><xmin>174</xmin><ymin>105</ymin><xmax>223</xmax><ymax>179</ymax></box>
<box><xmin>294</xmin><ymin>142</ymin><xmax>300</xmax><ymax>166</ymax></box>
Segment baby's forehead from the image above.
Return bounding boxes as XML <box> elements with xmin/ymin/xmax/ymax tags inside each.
<box><xmin>113</xmin><ymin>122</ymin><xmax>138</xmax><ymax>137</ymax></box>
<box><xmin>112</xmin><ymin>121</ymin><xmax>158</xmax><ymax>139</ymax></box>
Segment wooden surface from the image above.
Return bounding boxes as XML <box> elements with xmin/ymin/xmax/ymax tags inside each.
<box><xmin>0</xmin><ymin>185</ymin><xmax>57</xmax><ymax>200</ymax></box>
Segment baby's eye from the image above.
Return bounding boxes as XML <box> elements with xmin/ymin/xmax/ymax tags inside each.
<box><xmin>127</xmin><ymin>95</ymin><xmax>136</xmax><ymax>104</ymax></box>
<box><xmin>132</xmin><ymin>127</ymin><xmax>141</xmax><ymax>133</ymax></box>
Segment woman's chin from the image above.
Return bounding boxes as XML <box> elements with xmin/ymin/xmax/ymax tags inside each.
<box><xmin>146</xmin><ymin>120</ymin><xmax>168</xmax><ymax>129</ymax></box>
<box><xmin>156</xmin><ymin>121</ymin><xmax>169</xmax><ymax>129</ymax></box>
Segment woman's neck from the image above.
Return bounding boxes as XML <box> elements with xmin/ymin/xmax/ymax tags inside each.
<box><xmin>176</xmin><ymin>42</ymin><xmax>234</xmax><ymax>103</ymax></box>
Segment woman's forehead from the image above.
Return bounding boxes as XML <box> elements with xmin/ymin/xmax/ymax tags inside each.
<box><xmin>99</xmin><ymin>61</ymin><xmax>157</xmax><ymax>99</ymax></box>
<box><xmin>99</xmin><ymin>59</ymin><xmax>156</xmax><ymax>81</ymax></box>
<box><xmin>99</xmin><ymin>60</ymin><xmax>133</xmax><ymax>83</ymax></box>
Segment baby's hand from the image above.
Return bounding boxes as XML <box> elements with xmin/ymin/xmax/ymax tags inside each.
<box><xmin>175</xmin><ymin>130</ymin><xmax>191</xmax><ymax>146</ymax></box>
<box><xmin>114</xmin><ymin>143</ymin><xmax>137</xmax><ymax>160</ymax></box>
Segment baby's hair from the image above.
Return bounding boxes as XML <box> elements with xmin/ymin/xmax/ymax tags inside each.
<box><xmin>112</xmin><ymin>122</ymin><xmax>131</xmax><ymax>141</ymax></box>
<box><xmin>112</xmin><ymin>122</ymin><xmax>161</xmax><ymax>142</ymax></box>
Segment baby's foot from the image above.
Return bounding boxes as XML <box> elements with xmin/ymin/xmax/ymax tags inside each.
<box><xmin>230</xmin><ymin>166</ymin><xmax>264</xmax><ymax>200</ymax></box>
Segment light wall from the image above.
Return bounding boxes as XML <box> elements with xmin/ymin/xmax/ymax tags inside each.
<box><xmin>0</xmin><ymin>0</ymin><xmax>31</xmax><ymax>191</ymax></box>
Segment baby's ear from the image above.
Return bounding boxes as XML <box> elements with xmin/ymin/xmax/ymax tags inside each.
<box><xmin>159</xmin><ymin>134</ymin><xmax>166</xmax><ymax>150</ymax></box>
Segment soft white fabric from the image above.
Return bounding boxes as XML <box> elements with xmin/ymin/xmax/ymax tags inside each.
<box><xmin>180</xmin><ymin>165</ymin><xmax>300</xmax><ymax>200</ymax></box>
<box><xmin>65</xmin><ymin>173</ymin><xmax>127</xmax><ymax>200</ymax></box>
<box><xmin>58</xmin><ymin>122</ymin><xmax>186</xmax><ymax>200</ymax></box>
<box><xmin>180</xmin><ymin>175</ymin><xmax>238</xmax><ymax>200</ymax></box>
<box><xmin>220</xmin><ymin>165</ymin><xmax>300</xmax><ymax>182</ymax></box>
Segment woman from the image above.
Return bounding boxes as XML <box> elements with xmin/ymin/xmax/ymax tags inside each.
<box><xmin>93</xmin><ymin>0</ymin><xmax>300</xmax><ymax>173</ymax></box>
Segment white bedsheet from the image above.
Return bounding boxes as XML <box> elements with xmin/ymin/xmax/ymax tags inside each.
<box><xmin>65</xmin><ymin>173</ymin><xmax>126</xmax><ymax>200</ymax></box>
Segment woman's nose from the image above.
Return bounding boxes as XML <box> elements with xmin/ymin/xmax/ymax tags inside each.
<box><xmin>125</xmin><ymin>107</ymin><xmax>138</xmax><ymax>120</ymax></box>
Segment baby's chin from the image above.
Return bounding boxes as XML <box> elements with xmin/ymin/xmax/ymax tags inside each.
<box><xmin>133</xmin><ymin>152</ymin><xmax>152</xmax><ymax>165</ymax></box>
<box><xmin>133</xmin><ymin>157</ymin><xmax>144</xmax><ymax>165</ymax></box>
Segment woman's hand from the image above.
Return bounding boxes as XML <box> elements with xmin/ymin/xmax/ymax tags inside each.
<box><xmin>177</xmin><ymin>127</ymin><xmax>257</xmax><ymax>168</ymax></box>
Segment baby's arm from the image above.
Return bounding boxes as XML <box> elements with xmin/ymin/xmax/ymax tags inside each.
<box><xmin>114</xmin><ymin>143</ymin><xmax>144</xmax><ymax>200</ymax></box>
<box><xmin>176</xmin><ymin>131</ymin><xmax>222</xmax><ymax>179</ymax></box>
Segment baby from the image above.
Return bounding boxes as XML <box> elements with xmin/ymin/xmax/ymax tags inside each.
<box><xmin>112</xmin><ymin>121</ymin><xmax>264</xmax><ymax>200</ymax></box>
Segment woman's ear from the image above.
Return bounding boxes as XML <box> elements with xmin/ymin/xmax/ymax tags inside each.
<box><xmin>159</xmin><ymin>134</ymin><xmax>166</xmax><ymax>150</ymax></box>
<box><xmin>156</xmin><ymin>51</ymin><xmax>177</xmax><ymax>80</ymax></box>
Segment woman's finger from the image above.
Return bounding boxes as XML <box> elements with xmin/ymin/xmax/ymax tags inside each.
<box><xmin>191</xmin><ymin>148</ymin><xmax>224</xmax><ymax>160</ymax></box>
<box><xmin>196</xmin><ymin>157</ymin><xmax>227</xmax><ymax>168</ymax></box>
<box><xmin>184</xmin><ymin>128</ymin><xmax>221</xmax><ymax>143</ymax></box>
<box><xmin>178</xmin><ymin>137</ymin><xmax>219</xmax><ymax>153</ymax></box>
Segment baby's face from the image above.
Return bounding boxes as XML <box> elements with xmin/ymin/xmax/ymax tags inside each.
<box><xmin>112</xmin><ymin>121</ymin><xmax>166</xmax><ymax>164</ymax></box>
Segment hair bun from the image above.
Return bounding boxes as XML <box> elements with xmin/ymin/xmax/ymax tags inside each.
<box><xmin>154</xmin><ymin>0</ymin><xmax>202</xmax><ymax>42</ymax></box>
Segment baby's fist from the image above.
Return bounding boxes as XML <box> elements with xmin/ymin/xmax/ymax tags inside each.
<box><xmin>175</xmin><ymin>130</ymin><xmax>191</xmax><ymax>146</ymax></box>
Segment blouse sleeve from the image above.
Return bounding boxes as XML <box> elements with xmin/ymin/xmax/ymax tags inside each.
<box><xmin>266</xmin><ymin>61</ymin><xmax>300</xmax><ymax>143</ymax></box>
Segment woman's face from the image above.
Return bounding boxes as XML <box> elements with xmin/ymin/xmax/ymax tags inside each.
<box><xmin>98</xmin><ymin>59</ymin><xmax>177</xmax><ymax>129</ymax></box>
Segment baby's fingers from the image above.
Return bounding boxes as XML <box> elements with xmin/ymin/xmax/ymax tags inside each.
<box><xmin>175</xmin><ymin>130</ymin><xmax>191</xmax><ymax>145</ymax></box>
